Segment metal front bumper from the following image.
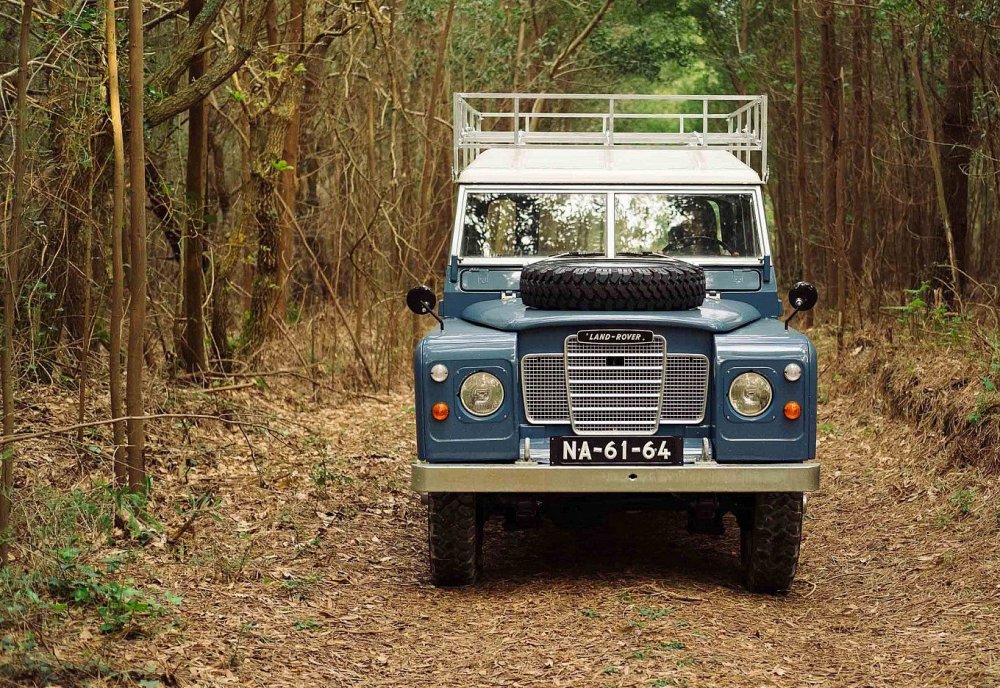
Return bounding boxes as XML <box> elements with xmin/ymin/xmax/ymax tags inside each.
<box><xmin>411</xmin><ymin>461</ymin><xmax>819</xmax><ymax>494</ymax></box>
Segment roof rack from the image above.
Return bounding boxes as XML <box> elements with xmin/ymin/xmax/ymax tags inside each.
<box><xmin>453</xmin><ymin>93</ymin><xmax>767</xmax><ymax>180</ymax></box>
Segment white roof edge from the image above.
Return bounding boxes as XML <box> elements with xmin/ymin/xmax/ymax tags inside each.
<box><xmin>456</xmin><ymin>148</ymin><xmax>762</xmax><ymax>185</ymax></box>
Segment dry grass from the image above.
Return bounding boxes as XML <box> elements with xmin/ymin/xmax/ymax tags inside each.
<box><xmin>836</xmin><ymin>322</ymin><xmax>1000</xmax><ymax>474</ymax></box>
<box><xmin>1</xmin><ymin>349</ymin><xmax>999</xmax><ymax>687</ymax></box>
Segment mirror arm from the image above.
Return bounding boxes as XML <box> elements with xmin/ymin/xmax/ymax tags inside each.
<box><xmin>423</xmin><ymin>300</ymin><xmax>444</xmax><ymax>331</ymax></box>
<box><xmin>783</xmin><ymin>297</ymin><xmax>805</xmax><ymax>330</ymax></box>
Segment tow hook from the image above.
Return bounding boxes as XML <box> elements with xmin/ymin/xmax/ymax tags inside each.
<box><xmin>688</xmin><ymin>496</ymin><xmax>724</xmax><ymax>535</ymax></box>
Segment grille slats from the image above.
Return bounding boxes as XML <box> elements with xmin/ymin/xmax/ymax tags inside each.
<box><xmin>565</xmin><ymin>335</ymin><xmax>665</xmax><ymax>435</ymax></box>
<box><xmin>521</xmin><ymin>348</ymin><xmax>709</xmax><ymax>428</ymax></box>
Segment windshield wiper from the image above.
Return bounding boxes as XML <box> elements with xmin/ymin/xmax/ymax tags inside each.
<box><xmin>616</xmin><ymin>251</ymin><xmax>658</xmax><ymax>257</ymax></box>
<box><xmin>552</xmin><ymin>251</ymin><xmax>604</xmax><ymax>258</ymax></box>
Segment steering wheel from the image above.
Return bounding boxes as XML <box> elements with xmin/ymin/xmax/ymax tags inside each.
<box><xmin>663</xmin><ymin>235</ymin><xmax>731</xmax><ymax>256</ymax></box>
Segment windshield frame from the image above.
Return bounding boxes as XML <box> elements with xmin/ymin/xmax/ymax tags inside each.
<box><xmin>453</xmin><ymin>184</ymin><xmax>770</xmax><ymax>267</ymax></box>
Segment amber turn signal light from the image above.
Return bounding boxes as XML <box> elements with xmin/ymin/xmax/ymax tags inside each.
<box><xmin>783</xmin><ymin>401</ymin><xmax>801</xmax><ymax>420</ymax></box>
<box><xmin>431</xmin><ymin>402</ymin><xmax>449</xmax><ymax>421</ymax></box>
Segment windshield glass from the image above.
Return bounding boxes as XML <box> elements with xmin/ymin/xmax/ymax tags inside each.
<box><xmin>459</xmin><ymin>190</ymin><xmax>761</xmax><ymax>260</ymax></box>
<box><xmin>615</xmin><ymin>193</ymin><xmax>760</xmax><ymax>257</ymax></box>
<box><xmin>461</xmin><ymin>192</ymin><xmax>606</xmax><ymax>258</ymax></box>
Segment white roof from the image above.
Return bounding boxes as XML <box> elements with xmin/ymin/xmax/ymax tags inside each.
<box><xmin>457</xmin><ymin>148</ymin><xmax>762</xmax><ymax>185</ymax></box>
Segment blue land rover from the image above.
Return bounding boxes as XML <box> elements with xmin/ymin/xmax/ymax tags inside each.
<box><xmin>407</xmin><ymin>94</ymin><xmax>819</xmax><ymax>593</ymax></box>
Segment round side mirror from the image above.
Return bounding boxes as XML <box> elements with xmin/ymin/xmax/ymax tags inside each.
<box><xmin>406</xmin><ymin>285</ymin><xmax>437</xmax><ymax>315</ymax></box>
<box><xmin>788</xmin><ymin>282</ymin><xmax>818</xmax><ymax>312</ymax></box>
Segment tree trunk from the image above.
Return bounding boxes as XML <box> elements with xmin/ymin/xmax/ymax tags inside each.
<box><xmin>209</xmin><ymin>132</ymin><xmax>233</xmax><ymax>371</ymax></box>
<box><xmin>126</xmin><ymin>0</ymin><xmax>148</xmax><ymax>491</ymax></box>
<box><xmin>834</xmin><ymin>67</ymin><xmax>849</xmax><ymax>348</ymax></box>
<box><xmin>792</xmin><ymin>0</ymin><xmax>812</xmax><ymax>327</ymax></box>
<box><xmin>106</xmin><ymin>0</ymin><xmax>127</xmax><ymax>484</ymax></box>
<box><xmin>910</xmin><ymin>39</ymin><xmax>961</xmax><ymax>300</ymax></box>
<box><xmin>1</xmin><ymin>0</ymin><xmax>32</xmax><ymax>566</ymax></box>
<box><xmin>276</xmin><ymin>0</ymin><xmax>306</xmax><ymax>319</ymax></box>
<box><xmin>818</xmin><ymin>0</ymin><xmax>840</xmax><ymax>307</ymax></box>
<box><xmin>76</xmin><ymin>162</ymin><xmax>94</xmax><ymax>449</ymax></box>
<box><xmin>938</xmin><ymin>33</ymin><xmax>975</xmax><ymax>287</ymax></box>
<box><xmin>242</xmin><ymin>117</ymin><xmax>290</xmax><ymax>355</ymax></box>
<box><xmin>180</xmin><ymin>0</ymin><xmax>209</xmax><ymax>375</ymax></box>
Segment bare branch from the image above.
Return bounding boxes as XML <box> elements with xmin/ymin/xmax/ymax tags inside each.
<box><xmin>146</xmin><ymin>0</ymin><xmax>268</xmax><ymax>127</ymax></box>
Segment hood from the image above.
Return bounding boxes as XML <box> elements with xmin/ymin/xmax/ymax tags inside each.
<box><xmin>461</xmin><ymin>298</ymin><xmax>761</xmax><ymax>333</ymax></box>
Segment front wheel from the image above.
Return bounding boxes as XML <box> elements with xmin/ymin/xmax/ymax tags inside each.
<box><xmin>428</xmin><ymin>493</ymin><xmax>483</xmax><ymax>586</ymax></box>
<box><xmin>740</xmin><ymin>492</ymin><xmax>804</xmax><ymax>594</ymax></box>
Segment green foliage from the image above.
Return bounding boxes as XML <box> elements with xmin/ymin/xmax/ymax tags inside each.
<box><xmin>949</xmin><ymin>488</ymin><xmax>975</xmax><ymax>517</ymax></box>
<box><xmin>637</xmin><ymin>605</ymin><xmax>672</xmax><ymax>620</ymax></box>
<box><xmin>581</xmin><ymin>608</ymin><xmax>600</xmax><ymax>618</ymax></box>
<box><xmin>46</xmin><ymin>547</ymin><xmax>170</xmax><ymax>633</ymax></box>
<box><xmin>592</xmin><ymin>11</ymin><xmax>698</xmax><ymax>81</ymax></box>
<box><xmin>293</xmin><ymin>618</ymin><xmax>322</xmax><ymax>631</ymax></box>
<box><xmin>882</xmin><ymin>283</ymin><xmax>970</xmax><ymax>342</ymax></box>
<box><xmin>310</xmin><ymin>461</ymin><xmax>353</xmax><ymax>488</ymax></box>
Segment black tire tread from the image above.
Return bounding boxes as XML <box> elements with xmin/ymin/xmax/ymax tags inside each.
<box><xmin>428</xmin><ymin>493</ymin><xmax>482</xmax><ymax>587</ymax></box>
<box><xmin>742</xmin><ymin>492</ymin><xmax>804</xmax><ymax>594</ymax></box>
<box><xmin>520</xmin><ymin>257</ymin><xmax>706</xmax><ymax>311</ymax></box>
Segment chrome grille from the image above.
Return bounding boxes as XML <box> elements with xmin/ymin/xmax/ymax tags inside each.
<box><xmin>565</xmin><ymin>335</ymin><xmax>666</xmax><ymax>435</ymax></box>
<box><xmin>521</xmin><ymin>355</ymin><xmax>569</xmax><ymax>423</ymax></box>
<box><xmin>521</xmin><ymin>352</ymin><xmax>709</xmax><ymax>426</ymax></box>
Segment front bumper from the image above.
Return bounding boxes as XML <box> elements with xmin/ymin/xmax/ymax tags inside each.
<box><xmin>411</xmin><ymin>461</ymin><xmax>819</xmax><ymax>494</ymax></box>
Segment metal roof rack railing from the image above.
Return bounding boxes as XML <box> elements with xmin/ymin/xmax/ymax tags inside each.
<box><xmin>453</xmin><ymin>93</ymin><xmax>767</xmax><ymax>180</ymax></box>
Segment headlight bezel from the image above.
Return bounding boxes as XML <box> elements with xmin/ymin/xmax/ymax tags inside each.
<box><xmin>728</xmin><ymin>371</ymin><xmax>774</xmax><ymax>418</ymax></box>
<box><xmin>459</xmin><ymin>371</ymin><xmax>505</xmax><ymax>417</ymax></box>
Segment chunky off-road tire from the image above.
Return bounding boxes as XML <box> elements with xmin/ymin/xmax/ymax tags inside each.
<box><xmin>428</xmin><ymin>493</ymin><xmax>483</xmax><ymax>587</ymax></box>
<box><xmin>520</xmin><ymin>256</ymin><xmax>706</xmax><ymax>311</ymax></box>
<box><xmin>740</xmin><ymin>492</ymin><xmax>804</xmax><ymax>594</ymax></box>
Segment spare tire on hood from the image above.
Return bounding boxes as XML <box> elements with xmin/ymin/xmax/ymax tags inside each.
<box><xmin>519</xmin><ymin>255</ymin><xmax>706</xmax><ymax>311</ymax></box>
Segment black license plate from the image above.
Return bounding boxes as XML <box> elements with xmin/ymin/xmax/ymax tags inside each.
<box><xmin>550</xmin><ymin>436</ymin><xmax>683</xmax><ymax>466</ymax></box>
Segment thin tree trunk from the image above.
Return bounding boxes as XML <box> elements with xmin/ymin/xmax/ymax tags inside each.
<box><xmin>818</xmin><ymin>0</ymin><xmax>839</xmax><ymax>305</ymax></box>
<box><xmin>126</xmin><ymin>0</ymin><xmax>148</xmax><ymax>491</ymax></box>
<box><xmin>938</xmin><ymin>22</ymin><xmax>974</xmax><ymax>289</ymax></box>
<box><xmin>76</xmin><ymin>168</ymin><xmax>94</xmax><ymax>448</ymax></box>
<box><xmin>277</xmin><ymin>0</ymin><xmax>306</xmax><ymax>319</ymax></box>
<box><xmin>910</xmin><ymin>41</ymin><xmax>962</xmax><ymax>300</ymax></box>
<box><xmin>180</xmin><ymin>0</ymin><xmax>209</xmax><ymax>375</ymax></box>
<box><xmin>1</xmin><ymin>0</ymin><xmax>32</xmax><ymax>566</ymax></box>
<box><xmin>792</xmin><ymin>0</ymin><xmax>812</xmax><ymax>327</ymax></box>
<box><xmin>209</xmin><ymin>133</ymin><xmax>233</xmax><ymax>371</ymax></box>
<box><xmin>106</xmin><ymin>0</ymin><xmax>127</xmax><ymax>484</ymax></box>
<box><xmin>834</xmin><ymin>67</ymin><xmax>849</xmax><ymax>348</ymax></box>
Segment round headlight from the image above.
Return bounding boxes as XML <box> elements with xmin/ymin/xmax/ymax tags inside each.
<box><xmin>729</xmin><ymin>372</ymin><xmax>773</xmax><ymax>417</ymax></box>
<box><xmin>784</xmin><ymin>362</ymin><xmax>803</xmax><ymax>382</ymax></box>
<box><xmin>459</xmin><ymin>372</ymin><xmax>504</xmax><ymax>417</ymax></box>
<box><xmin>430</xmin><ymin>363</ymin><xmax>449</xmax><ymax>383</ymax></box>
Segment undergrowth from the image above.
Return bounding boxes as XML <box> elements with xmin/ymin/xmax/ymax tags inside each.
<box><xmin>1</xmin><ymin>482</ymin><xmax>181</xmax><ymax>680</ymax></box>
<box><xmin>846</xmin><ymin>284</ymin><xmax>1000</xmax><ymax>472</ymax></box>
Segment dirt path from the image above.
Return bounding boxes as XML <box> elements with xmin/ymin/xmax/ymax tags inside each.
<box><xmin>13</xmin><ymin>384</ymin><xmax>999</xmax><ymax>687</ymax></box>
<box><xmin>117</xmin><ymin>384</ymin><xmax>997</xmax><ymax>688</ymax></box>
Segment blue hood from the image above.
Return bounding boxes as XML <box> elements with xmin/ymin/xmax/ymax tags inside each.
<box><xmin>461</xmin><ymin>298</ymin><xmax>761</xmax><ymax>333</ymax></box>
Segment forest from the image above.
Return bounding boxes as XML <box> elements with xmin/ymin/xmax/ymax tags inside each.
<box><xmin>0</xmin><ymin>0</ymin><xmax>998</xmax><ymax>685</ymax></box>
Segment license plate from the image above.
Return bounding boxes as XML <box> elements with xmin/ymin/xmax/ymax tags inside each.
<box><xmin>550</xmin><ymin>436</ymin><xmax>683</xmax><ymax>466</ymax></box>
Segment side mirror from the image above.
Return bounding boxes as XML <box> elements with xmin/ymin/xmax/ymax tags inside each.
<box><xmin>406</xmin><ymin>285</ymin><xmax>443</xmax><ymax>329</ymax></box>
<box><xmin>784</xmin><ymin>282</ymin><xmax>818</xmax><ymax>330</ymax></box>
<box><xmin>788</xmin><ymin>282</ymin><xmax>818</xmax><ymax>312</ymax></box>
<box><xmin>406</xmin><ymin>285</ymin><xmax>437</xmax><ymax>315</ymax></box>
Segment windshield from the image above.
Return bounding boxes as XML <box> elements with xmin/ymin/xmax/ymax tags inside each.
<box><xmin>459</xmin><ymin>190</ymin><xmax>761</xmax><ymax>260</ymax></box>
<box><xmin>615</xmin><ymin>193</ymin><xmax>759</xmax><ymax>257</ymax></box>
<box><xmin>461</xmin><ymin>192</ymin><xmax>606</xmax><ymax>258</ymax></box>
